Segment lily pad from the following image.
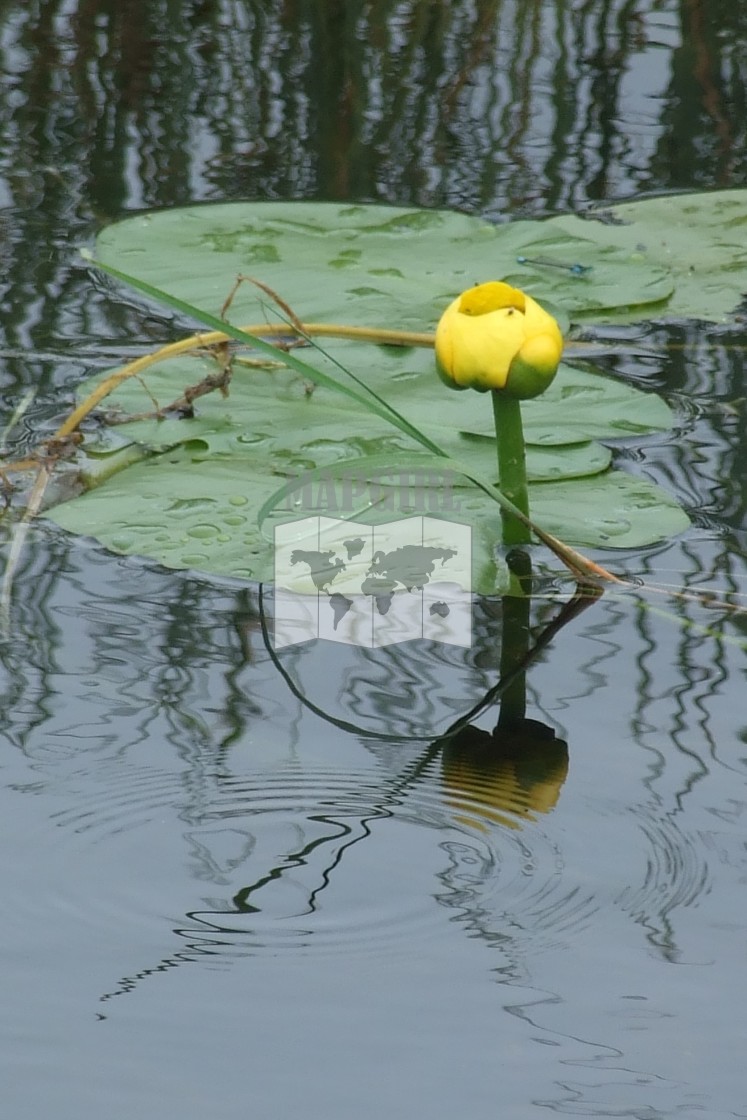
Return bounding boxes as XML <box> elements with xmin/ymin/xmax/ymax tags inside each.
<box><xmin>50</xmin><ymin>442</ymin><xmax>688</xmax><ymax>596</ymax></box>
<box><xmin>43</xmin><ymin>200</ymin><xmax>693</xmax><ymax>588</ymax></box>
<box><xmin>47</xmin><ymin>343</ymin><xmax>687</xmax><ymax>591</ymax></box>
<box><xmin>96</xmin><ymin>192</ymin><xmax>747</xmax><ymax>325</ymax></box>
<box><xmin>96</xmin><ymin>200</ymin><xmax>675</xmax><ymax>329</ymax></box>
<box><xmin>552</xmin><ymin>189</ymin><xmax>747</xmax><ymax>322</ymax></box>
<box><xmin>78</xmin><ymin>341</ymin><xmax>669</xmax><ymax>464</ymax></box>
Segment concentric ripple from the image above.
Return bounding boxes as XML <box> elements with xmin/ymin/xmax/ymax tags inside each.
<box><xmin>175</xmin><ymin>766</ymin><xmax>448</xmax><ymax>958</ymax></box>
<box><xmin>6</xmin><ymin>725</ymin><xmax>599</xmax><ymax>974</ymax></box>
<box><xmin>614</xmin><ymin>805</ymin><xmax>711</xmax><ymax>959</ymax></box>
<box><xmin>141</xmin><ymin>746</ymin><xmax>598</xmax><ymax>962</ymax></box>
<box><xmin>6</xmin><ymin>717</ymin><xmax>712</xmax><ymax>985</ymax></box>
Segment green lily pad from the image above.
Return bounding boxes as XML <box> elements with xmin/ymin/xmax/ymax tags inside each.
<box><xmin>79</xmin><ymin>342</ymin><xmax>668</xmax><ymax>468</ymax></box>
<box><xmin>97</xmin><ymin>191</ymin><xmax>747</xmax><ymax>325</ymax></box>
<box><xmin>552</xmin><ymin>189</ymin><xmax>747</xmax><ymax>322</ymax></box>
<box><xmin>47</xmin><ymin>343</ymin><xmax>687</xmax><ymax>590</ymax></box>
<box><xmin>49</xmin><ymin>442</ymin><xmax>688</xmax><ymax>596</ymax></box>
<box><xmin>96</xmin><ymin>200</ymin><xmax>675</xmax><ymax>329</ymax></box>
<box><xmin>43</xmin><ymin>200</ymin><xmax>693</xmax><ymax>587</ymax></box>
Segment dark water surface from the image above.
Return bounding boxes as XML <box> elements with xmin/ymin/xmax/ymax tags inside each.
<box><xmin>2</xmin><ymin>3</ymin><xmax>747</xmax><ymax>1118</ymax></box>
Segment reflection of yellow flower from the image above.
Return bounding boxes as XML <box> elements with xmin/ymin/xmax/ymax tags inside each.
<box><xmin>435</xmin><ymin>280</ymin><xmax>563</xmax><ymax>398</ymax></box>
<box><xmin>441</xmin><ymin>721</ymin><xmax>569</xmax><ymax>833</ymax></box>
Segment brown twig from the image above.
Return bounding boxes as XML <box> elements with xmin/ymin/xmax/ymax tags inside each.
<box><xmin>105</xmin><ymin>365</ymin><xmax>233</xmax><ymax>423</ymax></box>
<box><xmin>233</xmin><ymin>274</ymin><xmax>307</xmax><ymax>335</ymax></box>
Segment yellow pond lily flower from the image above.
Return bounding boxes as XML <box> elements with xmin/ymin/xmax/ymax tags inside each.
<box><xmin>435</xmin><ymin>280</ymin><xmax>563</xmax><ymax>398</ymax></box>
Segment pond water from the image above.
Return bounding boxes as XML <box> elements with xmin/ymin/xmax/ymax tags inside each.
<box><xmin>2</xmin><ymin>3</ymin><xmax>747</xmax><ymax>1118</ymax></box>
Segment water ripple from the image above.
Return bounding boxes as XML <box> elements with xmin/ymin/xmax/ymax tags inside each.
<box><xmin>148</xmin><ymin>741</ymin><xmax>594</xmax><ymax>962</ymax></box>
<box><xmin>614</xmin><ymin>806</ymin><xmax>711</xmax><ymax>961</ymax></box>
<box><xmin>6</xmin><ymin>726</ymin><xmax>713</xmax><ymax>983</ymax></box>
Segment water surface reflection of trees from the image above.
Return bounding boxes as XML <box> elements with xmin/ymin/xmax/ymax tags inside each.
<box><xmin>3</xmin><ymin>0</ymin><xmax>747</xmax><ymax>258</ymax></box>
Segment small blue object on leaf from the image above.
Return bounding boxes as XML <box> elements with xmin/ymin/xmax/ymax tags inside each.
<box><xmin>516</xmin><ymin>255</ymin><xmax>593</xmax><ymax>277</ymax></box>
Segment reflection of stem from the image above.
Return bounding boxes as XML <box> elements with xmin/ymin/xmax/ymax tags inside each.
<box><xmin>258</xmin><ymin>583</ymin><xmax>442</xmax><ymax>742</ymax></box>
<box><xmin>492</xmin><ymin>392</ymin><xmax>530</xmax><ymax>547</ymax></box>
<box><xmin>0</xmin><ymin>462</ymin><xmax>52</xmax><ymax>635</ymax></box>
<box><xmin>258</xmin><ymin>579</ymin><xmax>600</xmax><ymax>742</ymax></box>
<box><xmin>232</xmin><ymin>813</ymin><xmax>379</xmax><ymax>915</ymax></box>
<box><xmin>0</xmin><ymin>388</ymin><xmax>36</xmax><ymax>454</ymax></box>
<box><xmin>498</xmin><ymin>550</ymin><xmax>532</xmax><ymax>727</ymax></box>
<box><xmin>100</xmin><ymin>581</ymin><xmax>599</xmax><ymax>1008</ymax></box>
<box><xmin>441</xmin><ymin>584</ymin><xmax>600</xmax><ymax>738</ymax></box>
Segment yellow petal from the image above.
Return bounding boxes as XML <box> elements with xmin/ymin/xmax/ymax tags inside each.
<box><xmin>458</xmin><ymin>281</ymin><xmax>526</xmax><ymax>316</ymax></box>
<box><xmin>435</xmin><ymin>296</ymin><xmax>523</xmax><ymax>390</ymax></box>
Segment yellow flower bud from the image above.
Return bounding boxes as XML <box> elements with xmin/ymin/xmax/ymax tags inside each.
<box><xmin>435</xmin><ymin>280</ymin><xmax>563</xmax><ymax>398</ymax></box>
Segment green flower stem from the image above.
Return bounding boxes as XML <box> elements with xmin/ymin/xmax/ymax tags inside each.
<box><xmin>491</xmin><ymin>391</ymin><xmax>531</xmax><ymax>547</ymax></box>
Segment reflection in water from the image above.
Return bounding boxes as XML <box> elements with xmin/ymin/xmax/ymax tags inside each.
<box><xmin>614</xmin><ymin>809</ymin><xmax>710</xmax><ymax>962</ymax></box>
<box><xmin>0</xmin><ymin>525</ymin><xmax>734</xmax><ymax>1120</ymax></box>
<box><xmin>0</xmin><ymin>533</ymin><xmax>728</xmax><ymax>975</ymax></box>
<box><xmin>627</xmin><ymin>535</ymin><xmax>747</xmax><ymax>808</ymax></box>
<box><xmin>3</xmin><ymin>1</ymin><xmax>747</xmax><ymax>415</ymax></box>
<box><xmin>70</xmin><ymin>582</ymin><xmax>700</xmax><ymax>1006</ymax></box>
<box><xmin>84</xmin><ymin>579</ymin><xmax>582</xmax><ymax>1002</ymax></box>
<box><xmin>95</xmin><ymin>748</ymin><xmax>583</xmax><ymax>1002</ymax></box>
<box><xmin>441</xmin><ymin>720</ymin><xmax>569</xmax><ymax>832</ymax></box>
<box><xmin>4</xmin><ymin>1</ymin><xmax>747</xmax><ymax>238</ymax></box>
